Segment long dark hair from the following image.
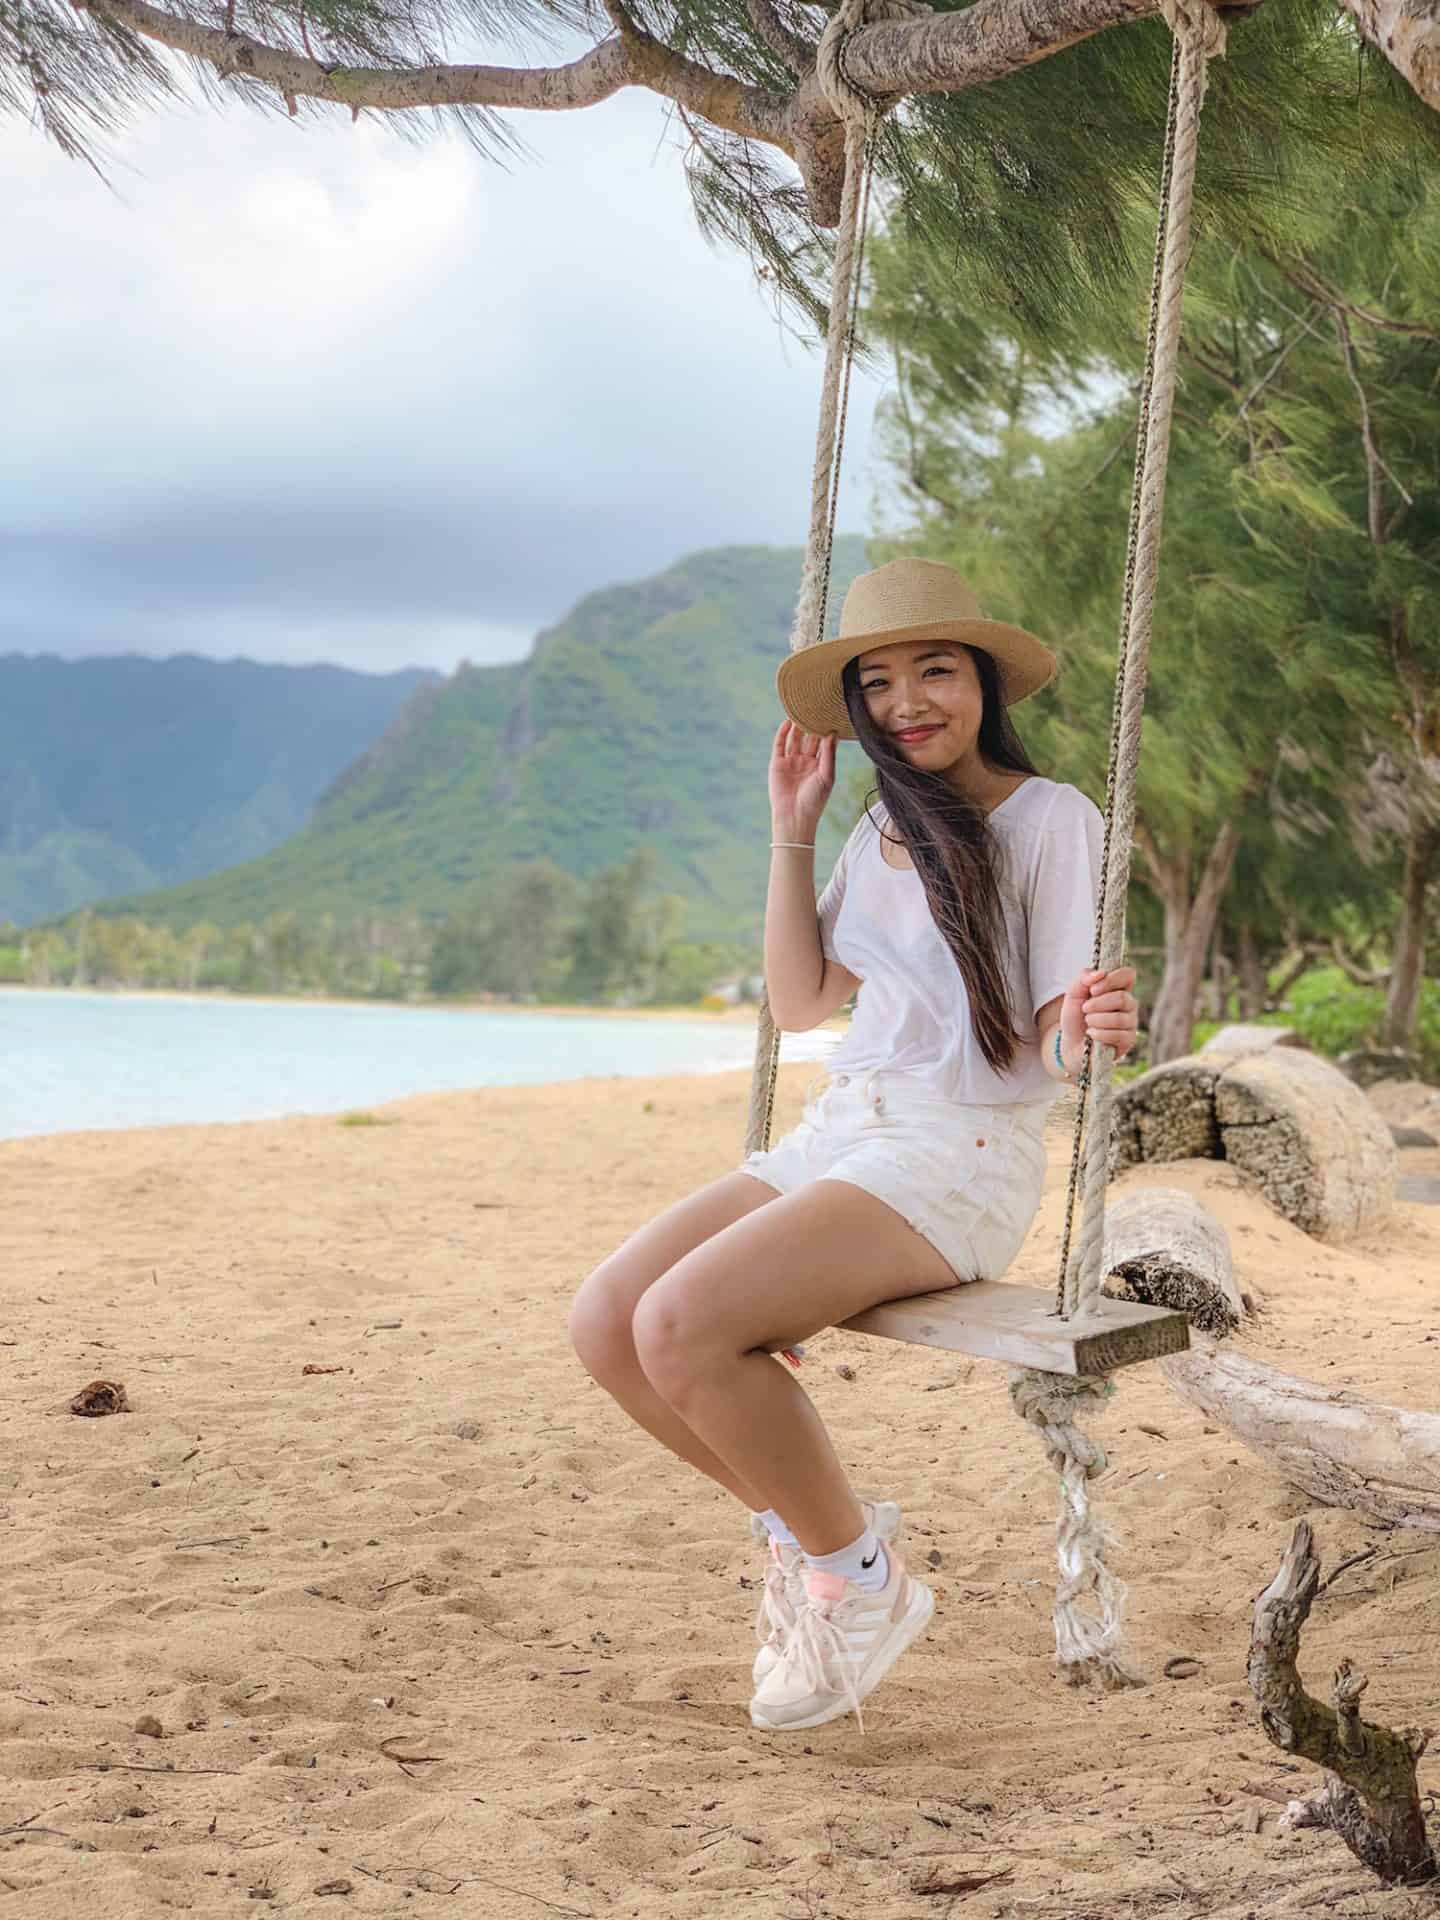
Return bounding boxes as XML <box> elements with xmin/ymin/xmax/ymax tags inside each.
<box><xmin>842</xmin><ymin>645</ymin><xmax>1039</xmax><ymax>1074</ymax></box>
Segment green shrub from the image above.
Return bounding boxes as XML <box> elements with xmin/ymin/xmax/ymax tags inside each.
<box><xmin>1273</xmin><ymin>966</ymin><xmax>1440</xmax><ymax>1081</ymax></box>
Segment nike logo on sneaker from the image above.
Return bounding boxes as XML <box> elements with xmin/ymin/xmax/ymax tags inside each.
<box><xmin>860</xmin><ymin>1550</ymin><xmax>878</xmax><ymax>1569</ymax></box>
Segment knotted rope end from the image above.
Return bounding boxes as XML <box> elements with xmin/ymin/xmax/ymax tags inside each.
<box><xmin>1011</xmin><ymin>1367</ymin><xmax>1144</xmax><ymax>1686</ymax></box>
<box><xmin>1157</xmin><ymin>0</ymin><xmax>1228</xmax><ymax>59</ymax></box>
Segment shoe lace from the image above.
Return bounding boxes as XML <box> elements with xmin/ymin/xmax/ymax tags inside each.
<box><xmin>781</xmin><ymin>1595</ymin><xmax>867</xmax><ymax>1735</ymax></box>
<box><xmin>754</xmin><ymin>1559</ymin><xmax>790</xmax><ymax>1647</ymax></box>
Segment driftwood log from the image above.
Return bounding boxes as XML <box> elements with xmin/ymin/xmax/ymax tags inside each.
<box><xmin>1163</xmin><ymin>1345</ymin><xmax>1440</xmax><ymax>1532</ymax></box>
<box><xmin>1096</xmin><ymin>1187</ymin><xmax>1440</xmax><ymax>1531</ymax></box>
<box><xmin>1249</xmin><ymin>1521</ymin><xmax>1435</xmax><ymax>1885</ymax></box>
<box><xmin>1340</xmin><ymin>1049</ymin><xmax>1425</xmax><ymax>1089</ymax></box>
<box><xmin>1102</xmin><ymin>1187</ymin><xmax>1244</xmax><ymax>1335</ymax></box>
<box><xmin>1111</xmin><ymin>1048</ymin><xmax>1397</xmax><ymax>1241</ymax></box>
<box><xmin>1201</xmin><ymin>1025</ymin><xmax>1307</xmax><ymax>1055</ymax></box>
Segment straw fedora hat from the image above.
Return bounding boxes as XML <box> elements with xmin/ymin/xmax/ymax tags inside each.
<box><xmin>776</xmin><ymin>557</ymin><xmax>1057</xmax><ymax>741</ymax></box>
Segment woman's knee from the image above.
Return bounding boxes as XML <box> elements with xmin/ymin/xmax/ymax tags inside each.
<box><xmin>631</xmin><ymin>1267</ymin><xmax>723</xmax><ymax>1409</ymax></box>
<box><xmin>567</xmin><ymin>1260</ymin><xmax>643</xmax><ymax>1386</ymax></box>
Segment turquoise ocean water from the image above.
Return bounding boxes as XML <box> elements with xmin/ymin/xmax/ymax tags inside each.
<box><xmin>0</xmin><ymin>989</ymin><xmax>838</xmax><ymax>1141</ymax></box>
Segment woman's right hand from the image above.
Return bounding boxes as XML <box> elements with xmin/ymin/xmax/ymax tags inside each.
<box><xmin>769</xmin><ymin>721</ymin><xmax>836</xmax><ymax>842</ymax></box>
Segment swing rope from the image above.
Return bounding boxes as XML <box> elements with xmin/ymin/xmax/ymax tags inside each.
<box><xmin>1013</xmin><ymin>0</ymin><xmax>1225</xmax><ymax>1690</ymax></box>
<box><xmin>1057</xmin><ymin>0</ymin><xmax>1226</xmax><ymax>1324</ymax></box>
<box><xmin>743</xmin><ymin>0</ymin><xmax>1225</xmax><ymax>1686</ymax></box>
<box><xmin>746</xmin><ymin>0</ymin><xmax>926</xmax><ymax>1162</ymax></box>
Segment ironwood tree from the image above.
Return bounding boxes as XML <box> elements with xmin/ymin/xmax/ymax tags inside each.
<box><xmin>867</xmin><ymin>156</ymin><xmax>1440</xmax><ymax>1063</ymax></box>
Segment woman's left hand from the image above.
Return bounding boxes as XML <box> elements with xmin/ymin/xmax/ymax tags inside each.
<box><xmin>1059</xmin><ymin>965</ymin><xmax>1139</xmax><ymax>1070</ymax></box>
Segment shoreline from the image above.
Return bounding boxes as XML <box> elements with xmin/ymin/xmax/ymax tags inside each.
<box><xmin>0</xmin><ymin>981</ymin><xmax>768</xmax><ymax>1024</ymax></box>
<box><xmin>2</xmin><ymin>995</ymin><xmax>845</xmax><ymax>1144</ymax></box>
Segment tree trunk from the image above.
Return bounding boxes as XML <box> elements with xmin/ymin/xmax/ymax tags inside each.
<box><xmin>1141</xmin><ymin>818</ymin><xmax>1242</xmax><ymax>1066</ymax></box>
<box><xmin>1203</xmin><ymin>923</ymin><xmax>1231</xmax><ymax>1022</ymax></box>
<box><xmin>1382</xmin><ymin>819</ymin><xmax>1436</xmax><ymax>1051</ymax></box>
<box><xmin>1237</xmin><ymin>922</ymin><xmax>1268</xmax><ymax>1018</ymax></box>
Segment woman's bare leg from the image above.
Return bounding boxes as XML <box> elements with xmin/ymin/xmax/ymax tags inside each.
<box><xmin>568</xmin><ymin>1171</ymin><xmax>781</xmax><ymax>1509</ymax></box>
<box><xmin>630</xmin><ymin>1179</ymin><xmax>957</xmax><ymax>1557</ymax></box>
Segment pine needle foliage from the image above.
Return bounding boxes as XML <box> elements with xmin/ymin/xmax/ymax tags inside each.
<box><xmin>10</xmin><ymin>0</ymin><xmax>1440</xmax><ymax>329</ymax></box>
<box><xmin>868</xmin><ymin>123</ymin><xmax>1440</xmax><ymax>1042</ymax></box>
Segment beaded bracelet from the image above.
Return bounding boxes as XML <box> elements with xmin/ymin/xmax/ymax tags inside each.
<box><xmin>1055</xmin><ymin>1025</ymin><xmax>1094</xmax><ymax>1090</ymax></box>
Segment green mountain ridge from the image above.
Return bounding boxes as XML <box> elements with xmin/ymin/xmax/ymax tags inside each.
<box><xmin>0</xmin><ymin>652</ymin><xmax>436</xmax><ymax>926</ymax></box>
<box><xmin>91</xmin><ymin>540</ymin><xmax>870</xmax><ymax>944</ymax></box>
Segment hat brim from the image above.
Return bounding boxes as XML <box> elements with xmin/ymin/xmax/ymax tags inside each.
<box><xmin>775</xmin><ymin>617</ymin><xmax>1058</xmax><ymax>742</ymax></box>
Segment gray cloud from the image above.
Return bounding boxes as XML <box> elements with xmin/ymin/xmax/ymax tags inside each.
<box><xmin>3</xmin><ymin>88</ymin><xmax>884</xmax><ymax>672</ymax></box>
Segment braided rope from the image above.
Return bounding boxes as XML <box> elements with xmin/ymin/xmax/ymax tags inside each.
<box><xmin>1008</xmin><ymin>1371</ymin><xmax>1139</xmax><ymax>1686</ymax></box>
<box><xmin>1067</xmin><ymin>12</ymin><xmax>1217</xmax><ymax>1321</ymax></box>
<box><xmin>1053</xmin><ymin>39</ymin><xmax>1181</xmax><ymax>1314</ymax></box>
<box><xmin>1056</xmin><ymin>1</ymin><xmax>1224</xmax><ymax>1311</ymax></box>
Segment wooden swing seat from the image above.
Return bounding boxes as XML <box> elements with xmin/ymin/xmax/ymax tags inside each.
<box><xmin>843</xmin><ymin>1281</ymin><xmax>1191</xmax><ymax>1378</ymax></box>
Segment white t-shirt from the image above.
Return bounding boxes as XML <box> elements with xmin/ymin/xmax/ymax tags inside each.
<box><xmin>815</xmin><ymin>777</ymin><xmax>1104</xmax><ymax>1106</ymax></box>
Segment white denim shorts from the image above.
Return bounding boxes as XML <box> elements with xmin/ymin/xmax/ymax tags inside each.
<box><xmin>740</xmin><ymin>1070</ymin><xmax>1050</xmax><ymax>1283</ymax></box>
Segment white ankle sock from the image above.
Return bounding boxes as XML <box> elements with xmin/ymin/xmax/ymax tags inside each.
<box><xmin>804</xmin><ymin>1527</ymin><xmax>889</xmax><ymax>1594</ymax></box>
<box><xmin>753</xmin><ymin>1508</ymin><xmax>800</xmax><ymax>1549</ymax></box>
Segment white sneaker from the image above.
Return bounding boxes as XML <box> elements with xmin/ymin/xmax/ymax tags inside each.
<box><xmin>749</xmin><ymin>1548</ymin><xmax>934</xmax><ymax>1733</ymax></box>
<box><xmin>749</xmin><ymin>1499</ymin><xmax>901</xmax><ymax>1686</ymax></box>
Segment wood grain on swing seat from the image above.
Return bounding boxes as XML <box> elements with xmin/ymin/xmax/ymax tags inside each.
<box><xmin>842</xmin><ymin>1281</ymin><xmax>1191</xmax><ymax>1377</ymax></box>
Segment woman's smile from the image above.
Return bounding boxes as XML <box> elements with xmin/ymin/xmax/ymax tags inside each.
<box><xmin>893</xmin><ymin>724</ymin><xmax>944</xmax><ymax>745</ymax></box>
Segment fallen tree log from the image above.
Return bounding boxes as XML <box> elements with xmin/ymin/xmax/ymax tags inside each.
<box><xmin>1102</xmin><ymin>1187</ymin><xmax>1244</xmax><ymax>1335</ymax></box>
<box><xmin>1249</xmin><ymin>1520</ymin><xmax>1435</xmax><ymax>1886</ymax></box>
<box><xmin>1112</xmin><ymin>1048</ymin><xmax>1396</xmax><ymax>1241</ymax></box>
<box><xmin>1162</xmin><ymin>1345</ymin><xmax>1440</xmax><ymax>1532</ymax></box>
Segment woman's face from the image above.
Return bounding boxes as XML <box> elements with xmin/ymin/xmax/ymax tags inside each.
<box><xmin>856</xmin><ymin>640</ymin><xmax>984</xmax><ymax>769</ymax></box>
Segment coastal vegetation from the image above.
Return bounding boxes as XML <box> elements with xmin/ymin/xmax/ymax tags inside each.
<box><xmin>3</xmin><ymin>850</ymin><xmax>748</xmax><ymax>1010</ymax></box>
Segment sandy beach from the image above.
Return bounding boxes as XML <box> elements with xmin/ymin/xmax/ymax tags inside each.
<box><xmin>2</xmin><ymin>1065</ymin><xmax>1437</xmax><ymax>1918</ymax></box>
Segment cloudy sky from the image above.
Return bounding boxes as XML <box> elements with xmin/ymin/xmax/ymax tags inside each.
<box><xmin>4</xmin><ymin>69</ymin><xmax>887</xmax><ymax>674</ymax></box>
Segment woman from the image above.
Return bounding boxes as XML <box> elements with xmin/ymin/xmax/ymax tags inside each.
<box><xmin>568</xmin><ymin>557</ymin><xmax>1138</xmax><ymax>1734</ymax></box>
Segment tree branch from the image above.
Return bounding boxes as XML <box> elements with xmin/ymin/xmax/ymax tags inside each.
<box><xmin>1190</xmin><ymin>813</ymin><xmax>1243</xmax><ymax>936</ymax></box>
<box><xmin>74</xmin><ymin>0</ymin><xmax>1440</xmax><ymax>224</ymax></box>
<box><xmin>1329</xmin><ymin>937</ymin><xmax>1389</xmax><ymax>988</ymax></box>
<box><xmin>1249</xmin><ymin>1521</ymin><xmax>1436</xmax><ymax>1887</ymax></box>
<box><xmin>1132</xmin><ymin>815</ymin><xmax>1174</xmax><ymax>899</ymax></box>
<box><xmin>1261</xmin><ymin>252</ymin><xmax>1440</xmax><ymax>345</ymax></box>
<box><xmin>1179</xmin><ymin>340</ymin><xmax>1245</xmax><ymax>395</ymax></box>
<box><xmin>743</xmin><ymin>0</ymin><xmax>816</xmax><ymax>76</ymax></box>
<box><xmin>1217</xmin><ymin>313</ymin><xmax>1320</xmax><ymax>443</ymax></box>
<box><xmin>1334</xmin><ymin>309</ymin><xmax>1415</xmax><ymax>547</ymax></box>
<box><xmin>1267</xmin><ymin>943</ymin><xmax>1315</xmax><ymax>1005</ymax></box>
<box><xmin>1332</xmin><ymin>0</ymin><xmax>1440</xmax><ymax>117</ymax></box>
<box><xmin>77</xmin><ymin>0</ymin><xmax>795</xmax><ymax>153</ymax></box>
